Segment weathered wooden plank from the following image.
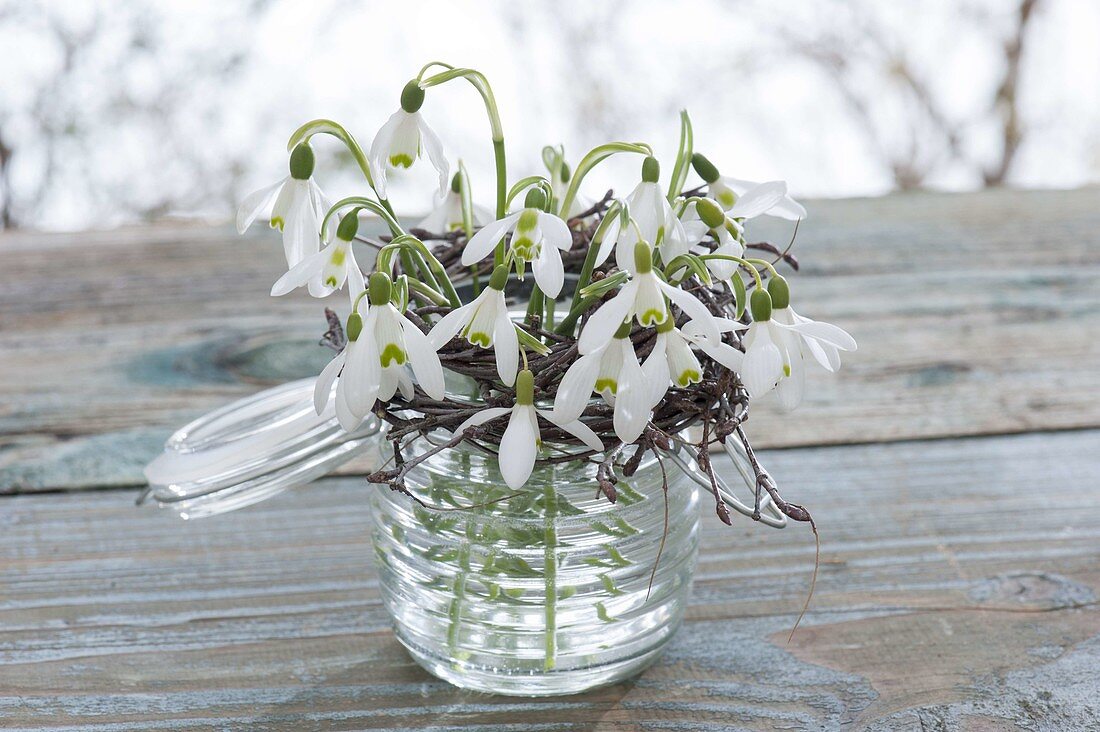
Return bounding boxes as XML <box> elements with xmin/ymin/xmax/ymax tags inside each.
<box><xmin>1</xmin><ymin>188</ymin><xmax>1098</xmax><ymax>492</ymax></box>
<box><xmin>1</xmin><ymin>430</ymin><xmax>1097</xmax><ymax>729</ymax></box>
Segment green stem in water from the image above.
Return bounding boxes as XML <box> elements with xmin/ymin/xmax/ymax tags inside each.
<box><xmin>543</xmin><ymin>481</ymin><xmax>559</xmax><ymax>671</ymax></box>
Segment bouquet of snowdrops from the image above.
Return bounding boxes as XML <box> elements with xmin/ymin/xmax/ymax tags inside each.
<box><xmin>236</xmin><ymin>63</ymin><xmax>855</xmax><ymax>529</ymax></box>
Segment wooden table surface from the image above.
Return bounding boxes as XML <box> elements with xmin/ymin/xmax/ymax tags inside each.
<box><xmin>1</xmin><ymin>188</ymin><xmax>1098</xmax><ymax>730</ymax></box>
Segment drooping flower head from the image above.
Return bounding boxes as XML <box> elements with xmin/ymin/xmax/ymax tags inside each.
<box><xmin>454</xmin><ymin>370</ymin><xmax>604</xmax><ymax>489</ymax></box>
<box><xmin>427</xmin><ymin>264</ymin><xmax>519</xmax><ymax>386</ymax></box>
<box><xmin>691</xmin><ymin>153</ymin><xmax>806</xmax><ymax>221</ymax></box>
<box><xmin>416</xmin><ymin>173</ymin><xmax>490</xmax><ymax>235</ymax></box>
<box><xmin>460</xmin><ymin>188</ymin><xmax>573</xmax><ymax>298</ymax></box>
<box><xmin>594</xmin><ymin>156</ymin><xmax>690</xmax><ymax>268</ymax></box>
<box><xmin>271</xmin><ymin>208</ymin><xmax>366</xmax><ymax>302</ymax></box>
<box><xmin>578</xmin><ymin>240</ymin><xmax>720</xmax><ymax>355</ymax></box>
<box><xmin>236</xmin><ymin>143</ymin><xmax>328</xmax><ymax>270</ymax></box>
<box><xmin>315</xmin><ymin>271</ymin><xmax>445</xmax><ymax>430</ymax></box>
<box><xmin>369</xmin><ymin>81</ymin><xmax>448</xmax><ymax>199</ymax></box>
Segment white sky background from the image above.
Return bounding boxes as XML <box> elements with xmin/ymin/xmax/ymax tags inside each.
<box><xmin>1</xmin><ymin>0</ymin><xmax>1098</xmax><ymax>230</ymax></box>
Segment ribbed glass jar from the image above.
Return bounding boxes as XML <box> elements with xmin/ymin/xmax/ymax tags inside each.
<box><xmin>369</xmin><ymin>437</ymin><xmax>700</xmax><ymax>696</ymax></box>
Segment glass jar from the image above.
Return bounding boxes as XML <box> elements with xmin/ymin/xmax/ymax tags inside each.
<box><xmin>369</xmin><ymin>437</ymin><xmax>700</xmax><ymax>696</ymax></box>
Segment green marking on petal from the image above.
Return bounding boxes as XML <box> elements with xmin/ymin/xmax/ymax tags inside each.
<box><xmin>380</xmin><ymin>343</ymin><xmax>407</xmax><ymax>367</ymax></box>
<box><xmin>467</xmin><ymin>331</ymin><xmax>491</xmax><ymax>348</ymax></box>
<box><xmin>517</xmin><ymin>208</ymin><xmax>539</xmax><ymax>231</ymax></box>
<box><xmin>639</xmin><ymin>308</ymin><xmax>666</xmax><ymax>326</ymax></box>
<box><xmin>330</xmin><ymin>248</ymin><xmax>346</xmax><ymax>266</ymax></box>
<box><xmin>677</xmin><ymin>369</ymin><xmax>702</xmax><ymax>387</ymax></box>
<box><xmin>270</xmin><ymin>217</ymin><xmax>285</xmax><ymax>231</ymax></box>
<box><xmin>595</xmin><ymin>378</ymin><xmax>618</xmax><ymax>394</ymax></box>
<box><xmin>783</xmin><ymin>363</ymin><xmax>792</xmax><ymax>377</ymax></box>
<box><xmin>389</xmin><ymin>153</ymin><xmax>414</xmax><ymax>168</ymax></box>
<box><xmin>324</xmin><ymin>276</ymin><xmax>337</xmax><ymax>287</ymax></box>
<box><xmin>718</xmin><ymin>190</ymin><xmax>736</xmax><ymax>208</ymax></box>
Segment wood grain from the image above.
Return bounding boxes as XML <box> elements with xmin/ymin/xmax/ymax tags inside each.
<box><xmin>1</xmin><ymin>430</ymin><xmax>1097</xmax><ymax>729</ymax></box>
<box><xmin>2</xmin><ymin>188</ymin><xmax>1098</xmax><ymax>492</ymax></box>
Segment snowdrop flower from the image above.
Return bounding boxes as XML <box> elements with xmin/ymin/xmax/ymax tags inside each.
<box><xmin>578</xmin><ymin>240</ymin><xmax>720</xmax><ymax>355</ymax></box>
<box><xmin>270</xmin><ymin>209</ymin><xmax>366</xmax><ymax>302</ymax></box>
<box><xmin>553</xmin><ymin>322</ymin><xmax>658</xmax><ymax>443</ymax></box>
<box><xmin>767</xmin><ymin>277</ymin><xmax>857</xmax><ymax>410</ymax></box>
<box><xmin>643</xmin><ymin>315</ymin><xmax>747</xmax><ymax>396</ymax></box>
<box><xmin>460</xmin><ymin>189</ymin><xmax>572</xmax><ymax>297</ymax></box>
<box><xmin>682</xmin><ymin>186</ymin><xmax>790</xmax><ymax>280</ymax></box>
<box><xmin>368</xmin><ymin>81</ymin><xmax>448</xmax><ymax>199</ymax></box>
<box><xmin>427</xmin><ymin>265</ymin><xmax>519</xmax><ymax>386</ymax></box>
<box><xmin>316</xmin><ymin>272</ymin><xmax>445</xmax><ymax>431</ymax></box>
<box><xmin>455</xmin><ymin>370</ymin><xmax>603</xmax><ymax>489</ymax></box>
<box><xmin>736</xmin><ymin>284</ymin><xmax>856</xmax><ymax>404</ymax></box>
<box><xmin>236</xmin><ymin>143</ymin><xmax>327</xmax><ymax>269</ymax></box>
<box><xmin>595</xmin><ymin>157</ymin><xmax>689</xmax><ymax>267</ymax></box>
<box><xmin>416</xmin><ymin>174</ymin><xmax>491</xmax><ymax>234</ymax></box>
<box><xmin>691</xmin><ymin>153</ymin><xmax>806</xmax><ymax>221</ymax></box>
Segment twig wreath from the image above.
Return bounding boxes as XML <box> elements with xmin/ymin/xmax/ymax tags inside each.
<box><xmin>237</xmin><ymin>62</ymin><xmax>856</xmax><ymax>540</ymax></box>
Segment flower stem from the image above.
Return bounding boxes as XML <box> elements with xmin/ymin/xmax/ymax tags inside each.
<box><xmin>286</xmin><ymin>120</ymin><xmax>397</xmax><ymax>217</ymax></box>
<box><xmin>417</xmin><ymin>65</ymin><xmax>508</xmax><ymax>222</ymax></box>
<box><xmin>543</xmin><ymin>480</ymin><xmax>558</xmax><ymax>671</ymax></box>
<box><xmin>558</xmin><ymin>142</ymin><xmax>652</xmax><ymax>222</ymax></box>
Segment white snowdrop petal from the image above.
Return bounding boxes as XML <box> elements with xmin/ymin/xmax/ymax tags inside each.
<box><xmin>613</xmin><ymin>355</ymin><xmax>652</xmax><ymax>444</ymax></box>
<box><xmin>462</xmin><ymin>213</ymin><xmax>519</xmax><ymax>266</ymax></box>
<box><xmin>578</xmin><ymin>284</ymin><xmax>636</xmax><ymax>354</ymax></box>
<box><xmin>493</xmin><ymin>307</ymin><xmax>519</xmax><ymax>386</ymax></box>
<box><xmin>427</xmin><ymin>302</ymin><xmax>475</xmax><ymax>349</ymax></box>
<box><xmin>660</xmin><ymin>281</ymin><xmax>719</xmax><ymax>340</ymax></box>
<box><xmin>775</xmin><ymin>357</ymin><xmax>805</xmax><ymax>411</ymax></box>
<box><xmin>418</xmin><ymin>115</ymin><xmax>450</xmax><ymax>195</ymax></box>
<box><xmin>728</xmin><ymin>181</ymin><xmax>788</xmax><ymax>219</ymax></box>
<box><xmin>540</xmin><ymin>212</ymin><xmax>574</xmax><ymax>251</ymax></box>
<box><xmin>594</xmin><ymin>215</ymin><xmax>620</xmax><ymax>267</ymax></box>
<box><xmin>742</xmin><ymin>329</ymin><xmax>783</xmax><ymax>398</ymax></box>
<box><xmin>784</xmin><ymin>320</ymin><xmax>858</xmax><ymax>351</ymax></box>
<box><xmin>552</xmin><ymin>351</ymin><xmax>603</xmax><ymax>423</ymax></box>
<box><xmin>343</xmin><ymin>329</ymin><xmax>382</xmax><ymax>414</ymax></box>
<box><xmin>401</xmin><ymin>315</ymin><xmax>446</xmax><ymax>400</ymax></box>
<box><xmin>641</xmin><ymin>336</ymin><xmax>672</xmax><ymax>405</ymax></box>
<box><xmin>541</xmin><ymin>410</ymin><xmax>604</xmax><ymax>453</ymax></box>
<box><xmin>532</xmin><ymin>242</ymin><xmax>565</xmax><ymax>298</ymax></box>
<box><xmin>236</xmin><ymin>179</ymin><xmax>285</xmax><ymax>234</ymax></box>
<box><xmin>500</xmin><ymin>406</ymin><xmax>539</xmax><ymax>489</ymax></box>
<box><xmin>270</xmin><ymin>246</ymin><xmax>330</xmax><ymax>297</ymax></box>
<box><xmin>453</xmin><ymin>406</ymin><xmax>511</xmax><ymax>436</ymax></box>
<box><xmin>335</xmin><ymin>380</ymin><xmax>362</xmax><ymax>431</ymax></box>
<box><xmin>314</xmin><ymin>352</ymin><xmax>345</xmax><ymax>415</ymax></box>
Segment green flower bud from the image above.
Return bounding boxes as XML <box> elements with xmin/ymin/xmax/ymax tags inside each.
<box><xmin>524</xmin><ymin>187</ymin><xmax>547</xmax><ymax>211</ymax></box>
<box><xmin>368</xmin><ymin>271</ymin><xmax>392</xmax><ymax>306</ymax></box>
<box><xmin>346</xmin><ymin>312</ymin><xmax>363</xmax><ymax>341</ymax></box>
<box><xmin>750</xmin><ymin>288</ymin><xmax>773</xmax><ymax>322</ymax></box>
<box><xmin>691</xmin><ymin>153</ymin><xmax>720</xmax><ymax>184</ymax></box>
<box><xmin>488</xmin><ymin>263</ymin><xmax>509</xmax><ymax>291</ymax></box>
<box><xmin>633</xmin><ymin>241</ymin><xmax>653</xmax><ymax>274</ymax></box>
<box><xmin>450</xmin><ymin>172</ymin><xmax>462</xmax><ymax>193</ymax></box>
<box><xmin>613</xmin><ymin>320</ymin><xmax>633</xmax><ymax>339</ymax></box>
<box><xmin>767</xmin><ymin>276</ymin><xmax>790</xmax><ymax>310</ymax></box>
<box><xmin>515</xmin><ymin>369</ymin><xmax>535</xmax><ymax>405</ymax></box>
<box><xmin>641</xmin><ymin>156</ymin><xmax>661</xmax><ymax>184</ymax></box>
<box><xmin>400</xmin><ymin>80</ymin><xmax>425</xmax><ymax>113</ymax></box>
<box><xmin>696</xmin><ymin>198</ymin><xmax>726</xmax><ymax>229</ymax></box>
<box><xmin>559</xmin><ymin>161</ymin><xmax>571</xmax><ymax>182</ymax></box>
<box><xmin>289</xmin><ymin>143</ymin><xmax>315</xmax><ymax>180</ymax></box>
<box><xmin>336</xmin><ymin>210</ymin><xmax>360</xmax><ymax>242</ymax></box>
